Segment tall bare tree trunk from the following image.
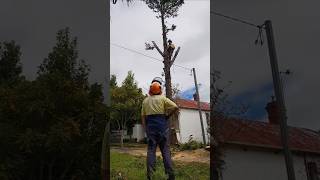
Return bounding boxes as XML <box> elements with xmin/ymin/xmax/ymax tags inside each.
<box><xmin>160</xmin><ymin>10</ymin><xmax>172</xmax><ymax>100</ymax></box>
<box><xmin>120</xmin><ymin>129</ymin><xmax>124</xmax><ymax>148</ymax></box>
<box><xmin>159</xmin><ymin>8</ymin><xmax>178</xmax><ymax>145</ymax></box>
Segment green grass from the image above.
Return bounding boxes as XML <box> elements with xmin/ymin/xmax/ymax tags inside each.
<box><xmin>110</xmin><ymin>151</ymin><xmax>209</xmax><ymax>180</ymax></box>
<box><xmin>111</xmin><ymin>142</ymin><xmax>147</xmax><ymax>148</ymax></box>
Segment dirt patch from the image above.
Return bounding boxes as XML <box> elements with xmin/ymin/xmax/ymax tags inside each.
<box><xmin>172</xmin><ymin>149</ymin><xmax>209</xmax><ymax>164</ymax></box>
<box><xmin>111</xmin><ymin>146</ymin><xmax>209</xmax><ymax>164</ymax></box>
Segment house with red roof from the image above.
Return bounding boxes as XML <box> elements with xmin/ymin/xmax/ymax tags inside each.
<box><xmin>217</xmin><ymin>99</ymin><xmax>320</xmax><ymax>180</ymax></box>
<box><xmin>174</xmin><ymin>98</ymin><xmax>210</xmax><ymax>144</ymax></box>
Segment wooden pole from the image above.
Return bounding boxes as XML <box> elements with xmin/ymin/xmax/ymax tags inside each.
<box><xmin>265</xmin><ymin>20</ymin><xmax>296</xmax><ymax>180</ymax></box>
<box><xmin>192</xmin><ymin>68</ymin><xmax>207</xmax><ymax>145</ymax></box>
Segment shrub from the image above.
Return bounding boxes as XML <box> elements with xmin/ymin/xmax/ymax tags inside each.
<box><xmin>123</xmin><ymin>138</ymin><xmax>137</xmax><ymax>143</ymax></box>
<box><xmin>178</xmin><ymin>135</ymin><xmax>204</xmax><ymax>151</ymax></box>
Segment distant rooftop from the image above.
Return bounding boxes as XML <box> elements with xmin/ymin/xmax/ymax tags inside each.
<box><xmin>175</xmin><ymin>98</ymin><xmax>210</xmax><ymax>111</ymax></box>
<box><xmin>217</xmin><ymin>118</ymin><xmax>320</xmax><ymax>154</ymax></box>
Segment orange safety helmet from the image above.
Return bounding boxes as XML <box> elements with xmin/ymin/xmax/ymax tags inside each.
<box><xmin>149</xmin><ymin>81</ymin><xmax>162</xmax><ymax>95</ymax></box>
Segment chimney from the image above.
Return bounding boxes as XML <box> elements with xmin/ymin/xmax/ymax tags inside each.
<box><xmin>265</xmin><ymin>96</ymin><xmax>280</xmax><ymax>124</ymax></box>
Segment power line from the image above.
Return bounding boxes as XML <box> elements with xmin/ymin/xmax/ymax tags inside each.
<box><xmin>110</xmin><ymin>42</ymin><xmax>192</xmax><ymax>71</ymax></box>
<box><xmin>111</xmin><ymin>42</ymin><xmax>162</xmax><ymax>62</ymax></box>
<box><xmin>211</xmin><ymin>11</ymin><xmax>260</xmax><ymax>28</ymax></box>
<box><xmin>211</xmin><ymin>11</ymin><xmax>266</xmax><ymax>45</ymax></box>
<box><xmin>172</xmin><ymin>63</ymin><xmax>192</xmax><ymax>71</ymax></box>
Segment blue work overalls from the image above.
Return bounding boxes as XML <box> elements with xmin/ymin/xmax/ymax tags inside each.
<box><xmin>145</xmin><ymin>114</ymin><xmax>174</xmax><ymax>179</ymax></box>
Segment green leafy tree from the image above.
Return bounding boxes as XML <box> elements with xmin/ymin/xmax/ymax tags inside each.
<box><xmin>38</xmin><ymin>27</ymin><xmax>90</xmax><ymax>88</ymax></box>
<box><xmin>0</xmin><ymin>40</ymin><xmax>25</xmax><ymax>179</ymax></box>
<box><xmin>0</xmin><ymin>41</ymin><xmax>23</xmax><ymax>86</ymax></box>
<box><xmin>110</xmin><ymin>71</ymin><xmax>145</xmax><ymax>148</ymax></box>
<box><xmin>143</xmin><ymin>0</ymin><xmax>184</xmax><ymax>19</ymax></box>
<box><xmin>110</xmin><ymin>74</ymin><xmax>117</xmax><ymax>88</ymax></box>
<box><xmin>34</xmin><ymin>28</ymin><xmax>106</xmax><ymax>180</ymax></box>
<box><xmin>0</xmin><ymin>28</ymin><xmax>107</xmax><ymax>180</ymax></box>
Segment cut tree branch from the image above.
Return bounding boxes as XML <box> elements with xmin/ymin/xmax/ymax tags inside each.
<box><xmin>169</xmin><ymin>46</ymin><xmax>180</xmax><ymax>67</ymax></box>
<box><xmin>152</xmin><ymin>41</ymin><xmax>164</xmax><ymax>57</ymax></box>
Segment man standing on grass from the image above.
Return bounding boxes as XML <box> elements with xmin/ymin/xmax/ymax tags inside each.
<box><xmin>141</xmin><ymin>78</ymin><xmax>179</xmax><ymax>180</ymax></box>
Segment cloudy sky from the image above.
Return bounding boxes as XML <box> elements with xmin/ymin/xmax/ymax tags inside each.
<box><xmin>110</xmin><ymin>0</ymin><xmax>210</xmax><ymax>102</ymax></box>
<box><xmin>0</xmin><ymin>0</ymin><xmax>108</xmax><ymax>84</ymax></box>
<box><xmin>213</xmin><ymin>0</ymin><xmax>320</xmax><ymax>130</ymax></box>
<box><xmin>1</xmin><ymin>0</ymin><xmax>209</xmax><ymax>101</ymax></box>
<box><xmin>2</xmin><ymin>0</ymin><xmax>319</xmax><ymax>130</ymax></box>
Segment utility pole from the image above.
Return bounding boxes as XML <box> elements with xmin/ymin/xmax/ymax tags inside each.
<box><xmin>265</xmin><ymin>20</ymin><xmax>296</xmax><ymax>180</ymax></box>
<box><xmin>192</xmin><ymin>68</ymin><xmax>207</xmax><ymax>145</ymax></box>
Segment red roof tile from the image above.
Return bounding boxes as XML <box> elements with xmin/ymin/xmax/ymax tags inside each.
<box><xmin>174</xmin><ymin>98</ymin><xmax>210</xmax><ymax>111</ymax></box>
<box><xmin>217</xmin><ymin>118</ymin><xmax>320</xmax><ymax>154</ymax></box>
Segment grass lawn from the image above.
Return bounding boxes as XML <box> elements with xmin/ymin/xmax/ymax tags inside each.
<box><xmin>110</xmin><ymin>151</ymin><xmax>209</xmax><ymax>180</ymax></box>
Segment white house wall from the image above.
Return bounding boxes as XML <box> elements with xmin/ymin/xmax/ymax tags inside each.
<box><xmin>132</xmin><ymin>124</ymin><xmax>145</xmax><ymax>142</ymax></box>
<box><xmin>222</xmin><ymin>146</ymin><xmax>309</xmax><ymax>180</ymax></box>
<box><xmin>178</xmin><ymin>108</ymin><xmax>210</xmax><ymax>144</ymax></box>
